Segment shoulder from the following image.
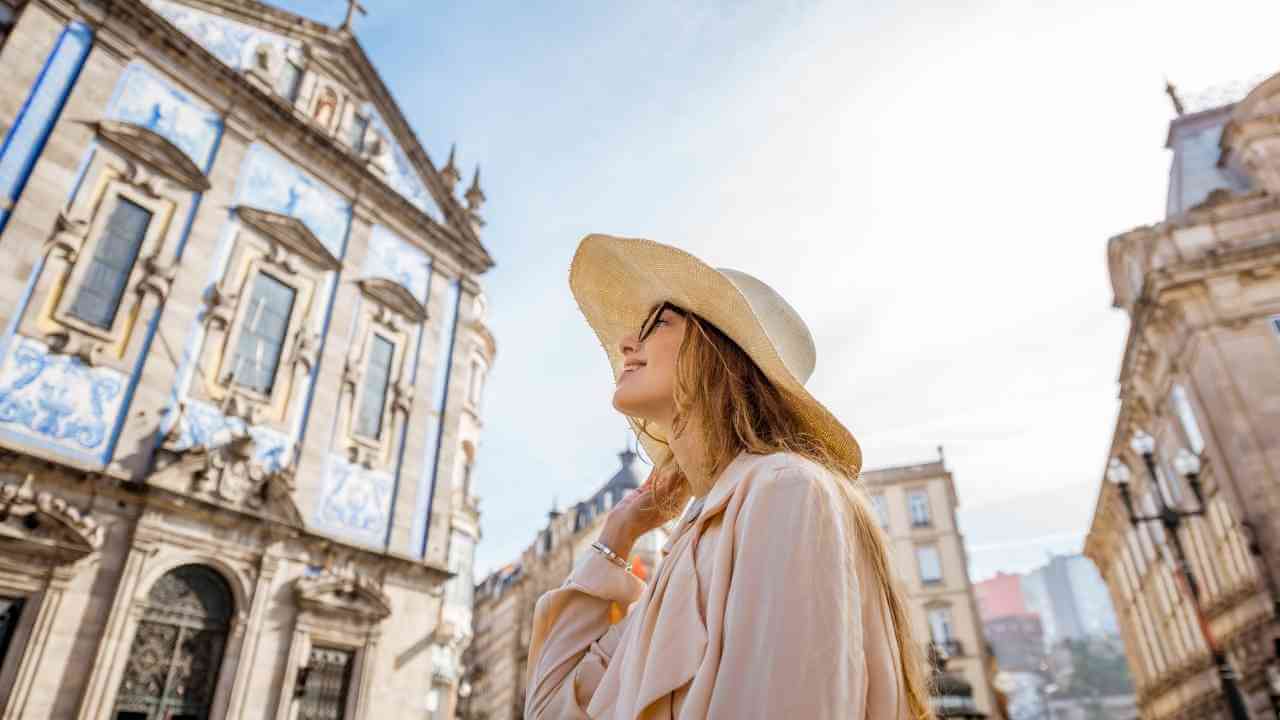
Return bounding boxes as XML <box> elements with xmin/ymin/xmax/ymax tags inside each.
<box><xmin>734</xmin><ymin>452</ymin><xmax>844</xmax><ymax>511</ymax></box>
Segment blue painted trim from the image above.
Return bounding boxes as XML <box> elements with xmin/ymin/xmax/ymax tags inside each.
<box><xmin>412</xmin><ymin>277</ymin><xmax>463</xmax><ymax>558</ymax></box>
<box><xmin>0</xmin><ymin>21</ymin><xmax>93</xmax><ymax>234</ymax></box>
<box><xmin>382</xmin><ymin>257</ymin><xmax>434</xmax><ymax>548</ymax></box>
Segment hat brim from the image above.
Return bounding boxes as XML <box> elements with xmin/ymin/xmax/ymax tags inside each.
<box><xmin>569</xmin><ymin>234</ymin><xmax>862</xmax><ymax>476</ymax></box>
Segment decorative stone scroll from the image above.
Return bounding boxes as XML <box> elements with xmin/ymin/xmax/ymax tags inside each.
<box><xmin>293</xmin><ymin>570</ymin><xmax>391</xmax><ymax>623</ymax></box>
<box><xmin>0</xmin><ymin>473</ymin><xmax>103</xmax><ymax>562</ymax></box>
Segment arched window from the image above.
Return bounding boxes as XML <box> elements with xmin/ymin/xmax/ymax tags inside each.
<box><xmin>113</xmin><ymin>565</ymin><xmax>234</xmax><ymax>720</ymax></box>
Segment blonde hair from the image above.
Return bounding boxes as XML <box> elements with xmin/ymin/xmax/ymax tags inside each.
<box><xmin>632</xmin><ymin>312</ymin><xmax>935</xmax><ymax>720</ymax></box>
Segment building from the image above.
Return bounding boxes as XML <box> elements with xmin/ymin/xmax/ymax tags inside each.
<box><xmin>985</xmin><ymin>615</ymin><xmax>1045</xmax><ymax>674</ymax></box>
<box><xmin>1022</xmin><ymin>554</ymin><xmax>1120</xmax><ymax>646</ymax></box>
<box><xmin>865</xmin><ymin>457</ymin><xmax>1001</xmax><ymax>719</ymax></box>
<box><xmin>977</xmin><ymin>572</ymin><xmax>1033</xmax><ymax>622</ymax></box>
<box><xmin>0</xmin><ymin>1</ymin><xmax>495</xmax><ymax>718</ymax></box>
<box><xmin>1084</xmin><ymin>72</ymin><xmax>1280</xmax><ymax>720</ymax></box>
<box><xmin>462</xmin><ymin>448</ymin><xmax>666</xmax><ymax>720</ymax></box>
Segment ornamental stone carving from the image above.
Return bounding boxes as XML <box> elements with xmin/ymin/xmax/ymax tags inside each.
<box><xmin>0</xmin><ymin>473</ymin><xmax>104</xmax><ymax>562</ymax></box>
<box><xmin>293</xmin><ymin>569</ymin><xmax>392</xmax><ymax>622</ymax></box>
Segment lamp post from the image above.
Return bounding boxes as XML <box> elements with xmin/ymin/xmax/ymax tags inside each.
<box><xmin>1108</xmin><ymin>432</ymin><xmax>1252</xmax><ymax>720</ymax></box>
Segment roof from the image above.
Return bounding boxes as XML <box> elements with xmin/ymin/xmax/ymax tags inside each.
<box><xmin>141</xmin><ymin>0</ymin><xmax>494</xmax><ymax>271</ymax></box>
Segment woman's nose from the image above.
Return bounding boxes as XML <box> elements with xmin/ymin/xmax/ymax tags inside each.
<box><xmin>618</xmin><ymin>332</ymin><xmax>640</xmax><ymax>356</ymax></box>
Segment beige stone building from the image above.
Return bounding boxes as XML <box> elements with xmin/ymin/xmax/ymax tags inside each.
<box><xmin>461</xmin><ymin>448</ymin><xmax>666</xmax><ymax>720</ymax></box>
<box><xmin>865</xmin><ymin>457</ymin><xmax>1001</xmax><ymax>719</ymax></box>
<box><xmin>0</xmin><ymin>0</ymin><xmax>495</xmax><ymax>718</ymax></box>
<box><xmin>1084</xmin><ymin>74</ymin><xmax>1280</xmax><ymax>719</ymax></box>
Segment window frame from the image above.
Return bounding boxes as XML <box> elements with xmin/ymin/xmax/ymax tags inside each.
<box><xmin>225</xmin><ymin>271</ymin><xmax>298</xmax><ymax>397</ymax></box>
<box><xmin>351</xmin><ymin>331</ymin><xmax>399</xmax><ymax>442</ymax></box>
<box><xmin>212</xmin><ymin>254</ymin><xmax>315</xmax><ymax>415</ymax></box>
<box><xmin>870</xmin><ymin>492</ymin><xmax>890</xmax><ymax>529</ymax></box>
<box><xmin>916</xmin><ymin>544</ymin><xmax>943</xmax><ymax>585</ymax></box>
<box><xmin>52</xmin><ymin>180</ymin><xmax>172</xmax><ymax>344</ymax></box>
<box><xmin>1170</xmin><ymin>383</ymin><xmax>1206</xmax><ymax>456</ymax></box>
<box><xmin>278</xmin><ymin>59</ymin><xmax>304</xmax><ymax>103</ymax></box>
<box><xmin>347</xmin><ymin>111</ymin><xmax>370</xmax><ymax>153</ymax></box>
<box><xmin>907</xmin><ymin>487</ymin><xmax>933</xmax><ymax>528</ymax></box>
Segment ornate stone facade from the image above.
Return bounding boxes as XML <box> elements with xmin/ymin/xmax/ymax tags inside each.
<box><xmin>0</xmin><ymin>0</ymin><xmax>494</xmax><ymax>717</ymax></box>
<box><xmin>461</xmin><ymin>449</ymin><xmax>665</xmax><ymax>720</ymax></box>
<box><xmin>1084</xmin><ymin>72</ymin><xmax>1280</xmax><ymax>720</ymax></box>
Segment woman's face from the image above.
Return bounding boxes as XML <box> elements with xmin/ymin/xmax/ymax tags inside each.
<box><xmin>613</xmin><ymin>304</ymin><xmax>686</xmax><ymax>426</ymax></box>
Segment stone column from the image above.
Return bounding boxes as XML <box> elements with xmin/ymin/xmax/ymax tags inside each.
<box><xmin>224</xmin><ymin>549</ymin><xmax>282</xmax><ymax>717</ymax></box>
<box><xmin>1</xmin><ymin>563</ymin><xmax>78</xmax><ymax>720</ymax></box>
<box><xmin>74</xmin><ymin>537</ymin><xmax>155</xmax><ymax>720</ymax></box>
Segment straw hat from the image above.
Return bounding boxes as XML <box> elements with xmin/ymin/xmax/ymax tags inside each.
<box><xmin>569</xmin><ymin>233</ymin><xmax>862</xmax><ymax>475</ymax></box>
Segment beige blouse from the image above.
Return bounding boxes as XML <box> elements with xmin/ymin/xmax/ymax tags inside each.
<box><xmin>525</xmin><ymin>452</ymin><xmax>910</xmax><ymax>719</ymax></box>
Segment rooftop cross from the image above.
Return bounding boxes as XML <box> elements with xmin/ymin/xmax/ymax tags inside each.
<box><xmin>341</xmin><ymin>0</ymin><xmax>366</xmax><ymax>32</ymax></box>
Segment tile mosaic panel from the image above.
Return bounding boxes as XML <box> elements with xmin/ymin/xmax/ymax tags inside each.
<box><xmin>315</xmin><ymin>454</ymin><xmax>394</xmax><ymax>547</ymax></box>
<box><xmin>0</xmin><ymin>336</ymin><xmax>127</xmax><ymax>460</ymax></box>
<box><xmin>161</xmin><ymin>399</ymin><xmax>292</xmax><ymax>472</ymax></box>
<box><xmin>107</xmin><ymin>63</ymin><xmax>223</xmax><ymax>171</ymax></box>
<box><xmin>146</xmin><ymin>0</ymin><xmax>298</xmax><ymax>71</ymax></box>
<box><xmin>363</xmin><ymin>225</ymin><xmax>430</xmax><ymax>300</ymax></box>
<box><xmin>237</xmin><ymin>144</ymin><xmax>352</xmax><ymax>258</ymax></box>
<box><xmin>366</xmin><ymin>106</ymin><xmax>438</xmax><ymax>218</ymax></box>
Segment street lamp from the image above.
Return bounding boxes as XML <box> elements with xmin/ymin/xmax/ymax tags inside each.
<box><xmin>1109</xmin><ymin>432</ymin><xmax>1252</xmax><ymax>720</ymax></box>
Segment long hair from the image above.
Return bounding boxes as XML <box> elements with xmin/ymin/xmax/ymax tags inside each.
<box><xmin>632</xmin><ymin>312</ymin><xmax>935</xmax><ymax>720</ymax></box>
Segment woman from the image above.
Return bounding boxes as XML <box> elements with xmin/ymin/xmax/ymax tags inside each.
<box><xmin>525</xmin><ymin>235</ymin><xmax>932</xmax><ymax>719</ymax></box>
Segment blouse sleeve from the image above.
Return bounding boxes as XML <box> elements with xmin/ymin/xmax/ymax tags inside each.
<box><xmin>707</xmin><ymin>466</ymin><xmax>869</xmax><ymax>719</ymax></box>
<box><xmin>524</xmin><ymin>551</ymin><xmax>645</xmax><ymax>719</ymax></box>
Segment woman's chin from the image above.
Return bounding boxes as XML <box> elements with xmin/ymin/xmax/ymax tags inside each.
<box><xmin>612</xmin><ymin>386</ymin><xmax>650</xmax><ymax>418</ymax></box>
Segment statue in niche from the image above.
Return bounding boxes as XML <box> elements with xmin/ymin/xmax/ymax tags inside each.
<box><xmin>313</xmin><ymin>87</ymin><xmax>338</xmax><ymax>128</ymax></box>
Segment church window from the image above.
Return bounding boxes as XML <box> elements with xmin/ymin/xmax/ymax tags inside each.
<box><xmin>354</xmin><ymin>333</ymin><xmax>395</xmax><ymax>439</ymax></box>
<box><xmin>347</xmin><ymin>112</ymin><xmax>369</xmax><ymax>152</ymax></box>
<box><xmin>68</xmin><ymin>197</ymin><xmax>152</xmax><ymax>329</ymax></box>
<box><xmin>279</xmin><ymin>60</ymin><xmax>304</xmax><ymax>102</ymax></box>
<box><xmin>297</xmin><ymin>646</ymin><xmax>355</xmax><ymax>720</ymax></box>
<box><xmin>0</xmin><ymin>597</ymin><xmax>24</xmax><ymax>679</ymax></box>
<box><xmin>113</xmin><ymin>565</ymin><xmax>233</xmax><ymax>720</ymax></box>
<box><xmin>229</xmin><ymin>272</ymin><xmax>296</xmax><ymax>394</ymax></box>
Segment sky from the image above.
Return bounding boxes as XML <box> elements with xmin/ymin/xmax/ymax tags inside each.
<box><xmin>270</xmin><ymin>0</ymin><xmax>1280</xmax><ymax>581</ymax></box>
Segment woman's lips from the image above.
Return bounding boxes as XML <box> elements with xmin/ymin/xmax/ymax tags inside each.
<box><xmin>618</xmin><ymin>362</ymin><xmax>645</xmax><ymax>382</ymax></box>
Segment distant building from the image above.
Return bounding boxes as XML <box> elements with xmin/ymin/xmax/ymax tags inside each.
<box><xmin>1022</xmin><ymin>554</ymin><xmax>1119</xmax><ymax>646</ymax></box>
<box><xmin>461</xmin><ymin>448</ymin><xmax>667</xmax><ymax>720</ymax></box>
<box><xmin>864</xmin><ymin>457</ymin><xmax>1002</xmax><ymax>719</ymax></box>
<box><xmin>976</xmin><ymin>572</ymin><xmax>1032</xmax><ymax>621</ymax></box>
<box><xmin>985</xmin><ymin>615</ymin><xmax>1045</xmax><ymax>673</ymax></box>
<box><xmin>1085</xmin><ymin>71</ymin><xmax>1280</xmax><ymax>720</ymax></box>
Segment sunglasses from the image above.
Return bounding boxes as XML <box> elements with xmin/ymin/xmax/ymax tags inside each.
<box><xmin>637</xmin><ymin>302</ymin><xmax>687</xmax><ymax>342</ymax></box>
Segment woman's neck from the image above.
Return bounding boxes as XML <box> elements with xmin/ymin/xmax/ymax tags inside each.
<box><xmin>669</xmin><ymin>414</ymin><xmax>712</xmax><ymax>493</ymax></box>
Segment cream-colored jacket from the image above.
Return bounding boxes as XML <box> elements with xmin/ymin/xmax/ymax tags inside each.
<box><xmin>525</xmin><ymin>452</ymin><xmax>909</xmax><ymax>719</ymax></box>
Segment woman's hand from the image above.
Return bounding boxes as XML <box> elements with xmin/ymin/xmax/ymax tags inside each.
<box><xmin>597</xmin><ymin>468</ymin><xmax>675</xmax><ymax>559</ymax></box>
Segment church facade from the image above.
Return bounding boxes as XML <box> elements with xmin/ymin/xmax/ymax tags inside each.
<box><xmin>0</xmin><ymin>0</ymin><xmax>494</xmax><ymax>718</ymax></box>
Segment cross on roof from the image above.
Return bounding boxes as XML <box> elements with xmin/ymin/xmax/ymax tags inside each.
<box><xmin>341</xmin><ymin>0</ymin><xmax>367</xmax><ymax>31</ymax></box>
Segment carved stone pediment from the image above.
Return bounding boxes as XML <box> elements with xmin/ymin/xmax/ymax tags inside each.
<box><xmin>95</xmin><ymin>120</ymin><xmax>211</xmax><ymax>192</ymax></box>
<box><xmin>0</xmin><ymin>474</ymin><xmax>103</xmax><ymax>563</ymax></box>
<box><xmin>155</xmin><ymin>423</ymin><xmax>303</xmax><ymax>528</ymax></box>
<box><xmin>294</xmin><ymin>571</ymin><xmax>392</xmax><ymax>622</ymax></box>
<box><xmin>234</xmin><ymin>206</ymin><xmax>341</xmax><ymax>271</ymax></box>
<box><xmin>357</xmin><ymin>277</ymin><xmax>427</xmax><ymax>322</ymax></box>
